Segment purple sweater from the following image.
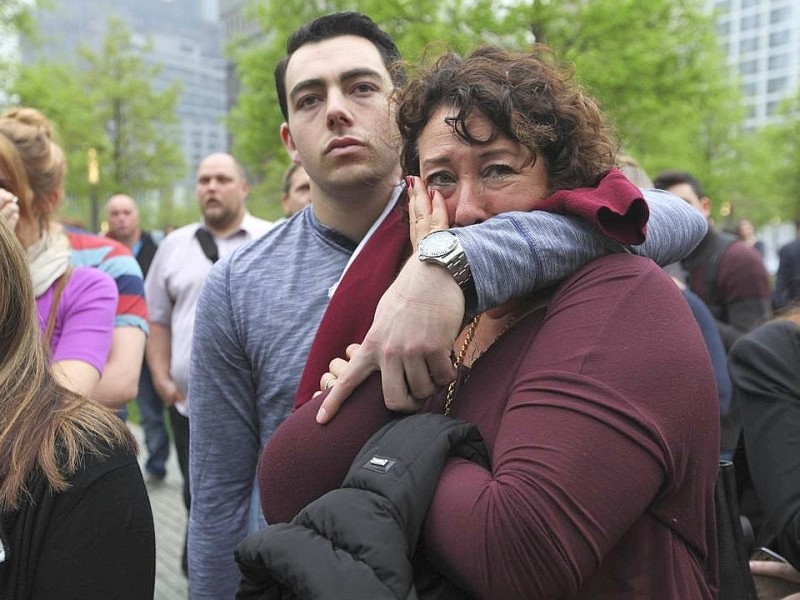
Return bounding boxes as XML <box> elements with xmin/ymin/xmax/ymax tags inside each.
<box><xmin>35</xmin><ymin>267</ymin><xmax>118</xmax><ymax>373</ymax></box>
<box><xmin>259</xmin><ymin>254</ymin><xmax>719</xmax><ymax>599</ymax></box>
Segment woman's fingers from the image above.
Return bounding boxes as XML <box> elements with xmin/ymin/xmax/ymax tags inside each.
<box><xmin>0</xmin><ymin>194</ymin><xmax>20</xmax><ymax>231</ymax></box>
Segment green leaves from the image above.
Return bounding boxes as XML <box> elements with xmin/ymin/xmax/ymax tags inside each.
<box><xmin>7</xmin><ymin>17</ymin><xmax>184</xmax><ymax>229</ymax></box>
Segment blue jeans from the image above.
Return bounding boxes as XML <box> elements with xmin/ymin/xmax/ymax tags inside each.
<box><xmin>137</xmin><ymin>362</ymin><xmax>170</xmax><ymax>477</ymax></box>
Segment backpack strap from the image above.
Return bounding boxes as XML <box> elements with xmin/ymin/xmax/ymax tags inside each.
<box><xmin>195</xmin><ymin>228</ymin><xmax>219</xmax><ymax>264</ymax></box>
<box><xmin>44</xmin><ymin>267</ymin><xmax>74</xmax><ymax>352</ymax></box>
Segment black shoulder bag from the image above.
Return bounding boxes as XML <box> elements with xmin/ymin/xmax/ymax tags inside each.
<box><xmin>195</xmin><ymin>228</ymin><xmax>219</xmax><ymax>264</ymax></box>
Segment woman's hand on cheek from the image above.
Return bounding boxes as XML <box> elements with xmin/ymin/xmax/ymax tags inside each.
<box><xmin>406</xmin><ymin>176</ymin><xmax>449</xmax><ymax>249</ymax></box>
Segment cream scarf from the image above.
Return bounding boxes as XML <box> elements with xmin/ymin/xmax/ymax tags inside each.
<box><xmin>27</xmin><ymin>223</ymin><xmax>72</xmax><ymax>298</ymax></box>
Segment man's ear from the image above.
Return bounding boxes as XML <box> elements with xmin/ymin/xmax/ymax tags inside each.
<box><xmin>280</xmin><ymin>123</ymin><xmax>299</xmax><ymax>163</ymax></box>
<box><xmin>700</xmin><ymin>196</ymin><xmax>712</xmax><ymax>218</ymax></box>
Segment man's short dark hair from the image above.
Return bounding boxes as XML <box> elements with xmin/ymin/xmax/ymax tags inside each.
<box><xmin>653</xmin><ymin>170</ymin><xmax>704</xmax><ymax>199</ymax></box>
<box><xmin>274</xmin><ymin>11</ymin><xmax>404</xmax><ymax>121</ymax></box>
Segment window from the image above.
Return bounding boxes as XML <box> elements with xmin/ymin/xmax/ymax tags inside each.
<box><xmin>740</xmin><ymin>37</ymin><xmax>759</xmax><ymax>52</ymax></box>
<box><xmin>769</xmin><ymin>30</ymin><xmax>790</xmax><ymax>47</ymax></box>
<box><xmin>740</xmin><ymin>14</ymin><xmax>761</xmax><ymax>30</ymax></box>
<box><xmin>770</xmin><ymin>7</ymin><xmax>792</xmax><ymax>25</ymax></box>
<box><xmin>769</xmin><ymin>54</ymin><xmax>790</xmax><ymax>70</ymax></box>
<box><xmin>739</xmin><ymin>59</ymin><xmax>759</xmax><ymax>75</ymax></box>
<box><xmin>741</xmin><ymin>82</ymin><xmax>757</xmax><ymax>96</ymax></box>
<box><xmin>767</xmin><ymin>77</ymin><xmax>788</xmax><ymax>93</ymax></box>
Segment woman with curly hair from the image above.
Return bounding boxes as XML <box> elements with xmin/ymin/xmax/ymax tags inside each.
<box><xmin>243</xmin><ymin>45</ymin><xmax>719</xmax><ymax>599</ymax></box>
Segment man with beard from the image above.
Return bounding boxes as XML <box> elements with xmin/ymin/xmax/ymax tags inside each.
<box><xmin>144</xmin><ymin>152</ymin><xmax>272</xmax><ymax>576</ymax></box>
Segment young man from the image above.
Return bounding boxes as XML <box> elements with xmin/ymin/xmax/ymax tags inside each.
<box><xmin>188</xmin><ymin>12</ymin><xmax>707</xmax><ymax>598</ymax></box>
<box><xmin>145</xmin><ymin>152</ymin><xmax>272</xmax><ymax>575</ymax></box>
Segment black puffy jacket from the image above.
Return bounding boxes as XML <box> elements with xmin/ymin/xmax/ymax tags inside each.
<box><xmin>235</xmin><ymin>412</ymin><xmax>489</xmax><ymax>600</ymax></box>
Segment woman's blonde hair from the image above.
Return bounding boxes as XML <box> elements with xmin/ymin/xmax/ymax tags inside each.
<box><xmin>0</xmin><ymin>132</ymin><xmax>34</xmax><ymax>223</ymax></box>
<box><xmin>0</xmin><ymin>107</ymin><xmax>66</xmax><ymax>228</ymax></box>
<box><xmin>0</xmin><ymin>217</ymin><xmax>135</xmax><ymax>511</ymax></box>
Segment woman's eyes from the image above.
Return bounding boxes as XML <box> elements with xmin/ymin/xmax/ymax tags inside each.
<box><xmin>426</xmin><ymin>165</ymin><xmax>515</xmax><ymax>187</ymax></box>
<box><xmin>426</xmin><ymin>172</ymin><xmax>457</xmax><ymax>188</ymax></box>
<box><xmin>484</xmin><ymin>164</ymin><xmax>515</xmax><ymax>179</ymax></box>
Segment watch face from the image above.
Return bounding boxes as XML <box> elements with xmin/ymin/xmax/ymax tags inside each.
<box><xmin>420</xmin><ymin>231</ymin><xmax>457</xmax><ymax>258</ymax></box>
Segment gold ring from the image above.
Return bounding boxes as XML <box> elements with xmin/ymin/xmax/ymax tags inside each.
<box><xmin>324</xmin><ymin>375</ymin><xmax>337</xmax><ymax>390</ymax></box>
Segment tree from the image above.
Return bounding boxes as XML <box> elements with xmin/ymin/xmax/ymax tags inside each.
<box><xmin>0</xmin><ymin>0</ymin><xmax>41</xmax><ymax>99</ymax></box>
<box><xmin>79</xmin><ymin>19</ymin><xmax>184</xmax><ymax>199</ymax></box>
<box><xmin>8</xmin><ymin>18</ymin><xmax>184</xmax><ymax>228</ymax></box>
<box><xmin>732</xmin><ymin>93</ymin><xmax>800</xmax><ymax>224</ymax></box>
<box><xmin>12</xmin><ymin>61</ymin><xmax>107</xmax><ymax>202</ymax></box>
<box><xmin>514</xmin><ymin>0</ymin><xmax>743</xmax><ymax>205</ymax></box>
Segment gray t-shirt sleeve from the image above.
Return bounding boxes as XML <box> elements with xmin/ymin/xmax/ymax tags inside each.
<box><xmin>188</xmin><ymin>260</ymin><xmax>261</xmax><ymax>600</ymax></box>
<box><xmin>454</xmin><ymin>188</ymin><xmax>706</xmax><ymax>313</ymax></box>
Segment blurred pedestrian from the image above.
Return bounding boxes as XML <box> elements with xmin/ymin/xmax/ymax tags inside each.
<box><xmin>280</xmin><ymin>163</ymin><xmax>311</xmax><ymax>218</ymax></box>
<box><xmin>0</xmin><ymin>126</ymin><xmax>117</xmax><ymax>400</ymax></box>
<box><xmin>0</xmin><ymin>107</ymin><xmax>148</xmax><ymax>412</ymax></box>
<box><xmin>735</xmin><ymin>217</ymin><xmax>765</xmax><ymax>257</ymax></box>
<box><xmin>145</xmin><ymin>152</ymin><xmax>272</xmax><ymax>575</ymax></box>
<box><xmin>106</xmin><ymin>194</ymin><xmax>169</xmax><ymax>483</ymax></box>
<box><xmin>654</xmin><ymin>169</ymin><xmax>770</xmax><ymax>459</ymax></box>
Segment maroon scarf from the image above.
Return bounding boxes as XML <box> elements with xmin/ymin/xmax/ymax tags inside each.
<box><xmin>294</xmin><ymin>168</ymin><xmax>647</xmax><ymax>408</ymax></box>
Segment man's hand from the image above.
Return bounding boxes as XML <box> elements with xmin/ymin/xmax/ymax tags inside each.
<box><xmin>153</xmin><ymin>377</ymin><xmax>184</xmax><ymax>407</ymax></box>
<box><xmin>317</xmin><ymin>257</ymin><xmax>465</xmax><ymax>423</ymax></box>
<box><xmin>316</xmin><ymin>177</ymin><xmax>465</xmax><ymax>424</ymax></box>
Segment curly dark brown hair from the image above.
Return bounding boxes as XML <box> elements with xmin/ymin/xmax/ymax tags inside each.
<box><xmin>396</xmin><ymin>45</ymin><xmax>618</xmax><ymax>194</ymax></box>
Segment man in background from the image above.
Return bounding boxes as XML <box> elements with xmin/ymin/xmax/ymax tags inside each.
<box><xmin>145</xmin><ymin>153</ymin><xmax>272</xmax><ymax>575</ymax></box>
<box><xmin>106</xmin><ymin>193</ymin><xmax>167</xmax><ymax>482</ymax></box>
<box><xmin>280</xmin><ymin>163</ymin><xmax>312</xmax><ymax>218</ymax></box>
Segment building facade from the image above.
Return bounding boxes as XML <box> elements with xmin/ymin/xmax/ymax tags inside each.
<box><xmin>23</xmin><ymin>0</ymin><xmax>227</xmax><ymax>189</ymax></box>
<box><xmin>711</xmin><ymin>0</ymin><xmax>800</xmax><ymax>129</ymax></box>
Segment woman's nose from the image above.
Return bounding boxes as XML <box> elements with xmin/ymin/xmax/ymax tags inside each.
<box><xmin>452</xmin><ymin>181</ymin><xmax>489</xmax><ymax>226</ymax></box>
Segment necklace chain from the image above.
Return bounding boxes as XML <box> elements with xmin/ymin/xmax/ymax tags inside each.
<box><xmin>443</xmin><ymin>313</ymin><xmax>518</xmax><ymax>416</ymax></box>
<box><xmin>444</xmin><ymin>315</ymin><xmax>481</xmax><ymax>417</ymax></box>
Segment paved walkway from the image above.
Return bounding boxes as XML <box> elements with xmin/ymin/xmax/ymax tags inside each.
<box><xmin>130</xmin><ymin>423</ymin><xmax>189</xmax><ymax>600</ymax></box>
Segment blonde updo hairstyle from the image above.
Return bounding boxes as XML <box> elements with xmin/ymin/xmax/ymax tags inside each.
<box><xmin>0</xmin><ymin>108</ymin><xmax>67</xmax><ymax>231</ymax></box>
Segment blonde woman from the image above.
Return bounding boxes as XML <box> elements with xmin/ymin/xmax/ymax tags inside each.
<box><xmin>0</xmin><ymin>216</ymin><xmax>154</xmax><ymax>599</ymax></box>
<box><xmin>0</xmin><ymin>125</ymin><xmax>117</xmax><ymax>398</ymax></box>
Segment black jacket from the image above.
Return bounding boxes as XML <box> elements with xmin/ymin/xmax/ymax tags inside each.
<box><xmin>235</xmin><ymin>413</ymin><xmax>489</xmax><ymax>600</ymax></box>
